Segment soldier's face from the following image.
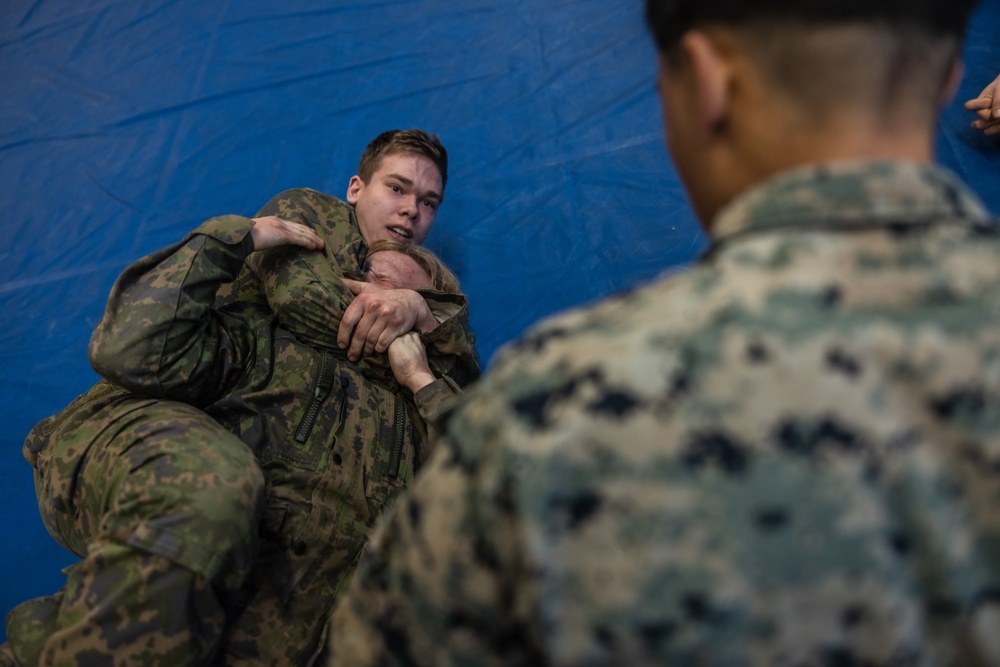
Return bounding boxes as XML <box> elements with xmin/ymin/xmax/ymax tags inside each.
<box><xmin>364</xmin><ymin>251</ymin><xmax>433</xmax><ymax>290</ymax></box>
<box><xmin>347</xmin><ymin>151</ymin><xmax>443</xmax><ymax>246</ymax></box>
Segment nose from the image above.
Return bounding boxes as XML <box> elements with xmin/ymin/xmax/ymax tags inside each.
<box><xmin>400</xmin><ymin>195</ymin><xmax>419</xmax><ymax>220</ymax></box>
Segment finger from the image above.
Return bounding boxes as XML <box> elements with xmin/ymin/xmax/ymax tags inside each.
<box><xmin>251</xmin><ymin>217</ymin><xmax>324</xmax><ymax>251</ymax></box>
<box><xmin>338</xmin><ymin>299</ymin><xmax>364</xmax><ymax>349</ymax></box>
<box><xmin>374</xmin><ymin>325</ymin><xmax>403</xmax><ymax>355</ymax></box>
<box><xmin>300</xmin><ymin>229</ymin><xmax>324</xmax><ymax>250</ymax></box>
<box><xmin>969</xmin><ymin>111</ymin><xmax>993</xmax><ymax>130</ymax></box>
<box><xmin>411</xmin><ymin>333</ymin><xmax>428</xmax><ymax>355</ymax></box>
<box><xmin>985</xmin><ymin>123</ymin><xmax>1000</xmax><ymax>136</ymax></box>
<box><xmin>965</xmin><ymin>97</ymin><xmax>992</xmax><ymax>110</ymax></box>
<box><xmin>290</xmin><ymin>235</ymin><xmax>324</xmax><ymax>251</ymax></box>
<box><xmin>386</xmin><ymin>333</ymin><xmax>410</xmax><ymax>358</ymax></box>
<box><xmin>397</xmin><ymin>333</ymin><xmax>426</xmax><ymax>359</ymax></box>
<box><xmin>342</xmin><ymin>278</ymin><xmax>368</xmax><ymax>296</ymax></box>
<box><xmin>283</xmin><ymin>222</ymin><xmax>323</xmax><ymax>250</ymax></box>
<box><xmin>346</xmin><ymin>303</ymin><xmax>380</xmax><ymax>360</ymax></box>
<box><xmin>965</xmin><ymin>104</ymin><xmax>995</xmax><ymax>121</ymax></box>
<box><xmin>356</xmin><ymin>316</ymin><xmax>385</xmax><ymax>360</ymax></box>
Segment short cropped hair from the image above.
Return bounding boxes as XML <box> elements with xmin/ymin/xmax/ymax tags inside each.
<box><xmin>357</xmin><ymin>129</ymin><xmax>449</xmax><ymax>193</ymax></box>
<box><xmin>645</xmin><ymin>0</ymin><xmax>979</xmax><ymax>119</ymax></box>
<box><xmin>366</xmin><ymin>239</ymin><xmax>462</xmax><ymax>295</ymax></box>
<box><xmin>645</xmin><ymin>0</ymin><xmax>980</xmax><ymax>54</ymax></box>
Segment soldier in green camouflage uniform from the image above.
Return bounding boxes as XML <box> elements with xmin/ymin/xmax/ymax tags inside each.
<box><xmin>2</xmin><ymin>130</ymin><xmax>479</xmax><ymax>666</ymax></box>
<box><xmin>326</xmin><ymin>4</ymin><xmax>1000</xmax><ymax>666</ymax></box>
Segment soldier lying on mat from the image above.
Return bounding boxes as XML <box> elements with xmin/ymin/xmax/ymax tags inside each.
<box><xmin>4</xmin><ymin>216</ymin><xmax>472</xmax><ymax>667</ymax></box>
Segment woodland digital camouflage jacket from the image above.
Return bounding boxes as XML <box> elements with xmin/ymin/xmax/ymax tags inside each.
<box><xmin>88</xmin><ymin>188</ymin><xmax>479</xmax><ymax>664</ymax></box>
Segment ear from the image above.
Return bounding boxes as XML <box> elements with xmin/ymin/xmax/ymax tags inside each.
<box><xmin>346</xmin><ymin>174</ymin><xmax>363</xmax><ymax>205</ymax></box>
<box><xmin>679</xmin><ymin>31</ymin><xmax>730</xmax><ymax>137</ymax></box>
<box><xmin>937</xmin><ymin>55</ymin><xmax>964</xmax><ymax>109</ymax></box>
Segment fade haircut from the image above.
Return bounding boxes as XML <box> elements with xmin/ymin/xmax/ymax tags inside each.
<box><xmin>644</xmin><ymin>0</ymin><xmax>980</xmax><ymax>55</ymax></box>
<box><xmin>645</xmin><ymin>0</ymin><xmax>980</xmax><ymax>119</ymax></box>
<box><xmin>366</xmin><ymin>239</ymin><xmax>462</xmax><ymax>294</ymax></box>
<box><xmin>357</xmin><ymin>129</ymin><xmax>449</xmax><ymax>194</ymax></box>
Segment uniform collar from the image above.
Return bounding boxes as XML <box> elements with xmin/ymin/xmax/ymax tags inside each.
<box><xmin>711</xmin><ymin>160</ymin><xmax>991</xmax><ymax>241</ymax></box>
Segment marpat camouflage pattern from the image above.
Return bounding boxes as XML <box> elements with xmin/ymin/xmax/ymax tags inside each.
<box><xmin>327</xmin><ymin>162</ymin><xmax>1000</xmax><ymax>667</ymax></box>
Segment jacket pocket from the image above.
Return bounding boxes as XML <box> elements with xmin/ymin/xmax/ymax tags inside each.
<box><xmin>258</xmin><ymin>342</ymin><xmax>342</xmax><ymax>472</ymax></box>
<box><xmin>361</xmin><ymin>393</ymin><xmax>412</xmax><ymax>515</ymax></box>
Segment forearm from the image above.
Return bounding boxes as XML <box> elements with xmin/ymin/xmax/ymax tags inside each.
<box><xmin>254</xmin><ymin>188</ymin><xmax>362</xmax><ymax>256</ymax></box>
<box><xmin>248</xmin><ymin>189</ymin><xmax>366</xmax><ymax>353</ymax></box>
<box><xmin>246</xmin><ymin>245</ymin><xmax>355</xmax><ymax>354</ymax></box>
<box><xmin>89</xmin><ymin>215</ymin><xmax>257</xmax><ymax>402</ymax></box>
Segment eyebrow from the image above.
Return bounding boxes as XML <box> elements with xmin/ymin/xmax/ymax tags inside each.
<box><xmin>383</xmin><ymin>173</ymin><xmax>442</xmax><ymax>202</ymax></box>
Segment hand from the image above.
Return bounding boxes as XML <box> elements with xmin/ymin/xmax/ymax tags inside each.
<box><xmin>249</xmin><ymin>216</ymin><xmax>325</xmax><ymax>251</ymax></box>
<box><xmin>388</xmin><ymin>332</ymin><xmax>436</xmax><ymax>393</ymax></box>
<box><xmin>964</xmin><ymin>73</ymin><xmax>1000</xmax><ymax>136</ymax></box>
<box><xmin>338</xmin><ymin>279</ymin><xmax>438</xmax><ymax>361</ymax></box>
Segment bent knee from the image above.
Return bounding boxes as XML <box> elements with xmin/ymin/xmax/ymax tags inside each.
<box><xmin>107</xmin><ymin>418</ymin><xmax>265</xmax><ymax>588</ymax></box>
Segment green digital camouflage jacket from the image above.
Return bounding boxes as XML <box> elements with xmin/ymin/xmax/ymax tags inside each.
<box><xmin>229</xmin><ymin>188</ymin><xmax>479</xmax><ymax>385</ymax></box>
<box><xmin>89</xmin><ymin>189</ymin><xmax>479</xmax><ymax>665</ymax></box>
<box><xmin>327</xmin><ymin>162</ymin><xmax>1000</xmax><ymax>667</ymax></box>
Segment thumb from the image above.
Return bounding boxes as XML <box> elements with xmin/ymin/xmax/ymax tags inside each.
<box><xmin>342</xmin><ymin>278</ymin><xmax>368</xmax><ymax>295</ymax></box>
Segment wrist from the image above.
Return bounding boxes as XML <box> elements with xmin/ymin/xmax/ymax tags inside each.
<box><xmin>405</xmin><ymin>370</ymin><xmax>436</xmax><ymax>393</ymax></box>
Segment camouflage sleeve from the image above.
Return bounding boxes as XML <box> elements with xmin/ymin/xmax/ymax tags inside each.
<box><xmin>413</xmin><ymin>376</ymin><xmax>462</xmax><ymax>422</ymax></box>
<box><xmin>249</xmin><ymin>246</ymin><xmax>480</xmax><ymax>388</ymax></box>
<box><xmin>244</xmin><ymin>243</ymin><xmax>355</xmax><ymax>354</ymax></box>
<box><xmin>253</xmin><ymin>188</ymin><xmax>361</xmax><ymax>255</ymax></box>
<box><xmin>244</xmin><ymin>188</ymin><xmax>359</xmax><ymax>354</ymax></box>
<box><xmin>419</xmin><ymin>291</ymin><xmax>480</xmax><ymax>387</ymax></box>
<box><xmin>409</xmin><ymin>376</ymin><xmax>464</xmax><ymax>462</ymax></box>
<box><xmin>251</xmin><ymin>188</ymin><xmax>481</xmax><ymax>388</ymax></box>
<box><xmin>325</xmin><ymin>395</ymin><xmax>545</xmax><ymax>667</ymax></box>
<box><xmin>88</xmin><ymin>215</ymin><xmax>261</xmax><ymax>404</ymax></box>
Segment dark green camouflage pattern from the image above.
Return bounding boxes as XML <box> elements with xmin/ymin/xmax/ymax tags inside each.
<box><xmin>91</xmin><ymin>191</ymin><xmax>478</xmax><ymax>665</ymax></box>
<box><xmin>231</xmin><ymin>188</ymin><xmax>478</xmax><ymax>386</ymax></box>
<box><xmin>5</xmin><ymin>189</ymin><xmax>478</xmax><ymax>666</ymax></box>
<box><xmin>326</xmin><ymin>162</ymin><xmax>1000</xmax><ymax>666</ymax></box>
<box><xmin>5</xmin><ymin>544</ymin><xmax>227</xmax><ymax>667</ymax></box>
<box><xmin>6</xmin><ymin>383</ymin><xmax>263</xmax><ymax>666</ymax></box>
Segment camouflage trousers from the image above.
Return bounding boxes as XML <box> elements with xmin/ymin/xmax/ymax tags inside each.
<box><xmin>3</xmin><ymin>382</ymin><xmax>265</xmax><ymax>666</ymax></box>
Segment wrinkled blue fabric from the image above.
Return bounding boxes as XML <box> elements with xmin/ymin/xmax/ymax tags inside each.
<box><xmin>1</xmin><ymin>0</ymin><xmax>998</xmax><ymax>640</ymax></box>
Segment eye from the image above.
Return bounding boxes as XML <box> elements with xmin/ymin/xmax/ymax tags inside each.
<box><xmin>422</xmin><ymin>199</ymin><xmax>438</xmax><ymax>211</ymax></box>
<box><xmin>390</xmin><ymin>184</ymin><xmax>402</xmax><ymax>194</ymax></box>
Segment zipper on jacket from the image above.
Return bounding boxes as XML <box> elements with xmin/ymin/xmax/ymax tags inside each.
<box><xmin>388</xmin><ymin>396</ymin><xmax>405</xmax><ymax>479</ymax></box>
<box><xmin>294</xmin><ymin>353</ymin><xmax>335</xmax><ymax>443</ymax></box>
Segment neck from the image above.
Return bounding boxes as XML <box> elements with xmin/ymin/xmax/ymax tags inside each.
<box><xmin>700</xmin><ymin>105</ymin><xmax>938</xmax><ymax>228</ymax></box>
<box><xmin>753</xmin><ymin>103</ymin><xmax>935</xmax><ymax>167</ymax></box>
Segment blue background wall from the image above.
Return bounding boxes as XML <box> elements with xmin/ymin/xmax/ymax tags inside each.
<box><xmin>2</xmin><ymin>0</ymin><xmax>999</xmax><ymax>640</ymax></box>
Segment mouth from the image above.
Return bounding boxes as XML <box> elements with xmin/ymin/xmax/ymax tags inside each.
<box><xmin>388</xmin><ymin>226</ymin><xmax>413</xmax><ymax>241</ymax></box>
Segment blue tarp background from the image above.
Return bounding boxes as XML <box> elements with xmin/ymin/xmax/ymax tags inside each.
<box><xmin>2</xmin><ymin>0</ymin><xmax>998</xmax><ymax>641</ymax></box>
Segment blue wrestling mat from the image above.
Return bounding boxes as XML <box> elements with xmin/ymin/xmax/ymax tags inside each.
<box><xmin>2</xmin><ymin>0</ymin><xmax>999</xmax><ymax>638</ymax></box>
